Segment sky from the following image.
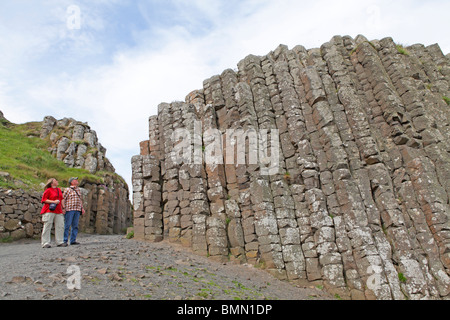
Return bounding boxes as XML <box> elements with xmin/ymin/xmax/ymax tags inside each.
<box><xmin>0</xmin><ymin>0</ymin><xmax>449</xmax><ymax>193</ymax></box>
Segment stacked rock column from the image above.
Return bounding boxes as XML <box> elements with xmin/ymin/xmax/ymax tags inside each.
<box><xmin>185</xmin><ymin>93</ymin><xmax>210</xmax><ymax>258</ymax></box>
<box><xmin>320</xmin><ymin>37</ymin><xmax>400</xmax><ymax>299</ymax></box>
<box><xmin>262</xmin><ymin>50</ymin><xmax>309</xmax><ymax>282</ymax></box>
<box><xmin>220</xmin><ymin>69</ymin><xmax>248</xmax><ymax>264</ymax></box>
<box><xmin>202</xmin><ymin>76</ymin><xmax>230</xmax><ymax>263</ymax></box>
<box><xmin>351</xmin><ymin>39</ymin><xmax>444</xmax><ymax>299</ymax></box>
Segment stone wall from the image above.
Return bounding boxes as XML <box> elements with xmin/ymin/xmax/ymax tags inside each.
<box><xmin>0</xmin><ymin>188</ymin><xmax>43</xmax><ymax>241</ymax></box>
<box><xmin>131</xmin><ymin>35</ymin><xmax>450</xmax><ymax>300</ymax></box>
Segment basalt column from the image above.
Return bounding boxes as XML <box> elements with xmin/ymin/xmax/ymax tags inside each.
<box><xmin>132</xmin><ymin>35</ymin><xmax>450</xmax><ymax>300</ymax></box>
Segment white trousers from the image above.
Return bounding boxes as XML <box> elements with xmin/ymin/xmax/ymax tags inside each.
<box><xmin>41</xmin><ymin>212</ymin><xmax>65</xmax><ymax>247</ymax></box>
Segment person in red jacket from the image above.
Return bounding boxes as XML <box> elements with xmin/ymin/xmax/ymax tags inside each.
<box><xmin>41</xmin><ymin>178</ymin><xmax>65</xmax><ymax>248</ymax></box>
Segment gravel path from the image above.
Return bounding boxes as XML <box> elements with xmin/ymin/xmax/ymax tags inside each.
<box><xmin>0</xmin><ymin>234</ymin><xmax>332</xmax><ymax>300</ymax></box>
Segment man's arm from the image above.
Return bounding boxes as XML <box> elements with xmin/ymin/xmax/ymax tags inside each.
<box><xmin>76</xmin><ymin>188</ymin><xmax>85</xmax><ymax>215</ymax></box>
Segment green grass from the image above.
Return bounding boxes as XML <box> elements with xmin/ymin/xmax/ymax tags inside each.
<box><xmin>0</xmin><ymin>236</ymin><xmax>13</xmax><ymax>243</ymax></box>
<box><xmin>166</xmin><ymin>267</ymin><xmax>178</xmax><ymax>272</ymax></box>
<box><xmin>232</xmin><ymin>280</ymin><xmax>250</xmax><ymax>291</ymax></box>
<box><xmin>443</xmin><ymin>96</ymin><xmax>450</xmax><ymax>106</ymax></box>
<box><xmin>89</xmin><ymin>277</ymin><xmax>102</xmax><ymax>285</ymax></box>
<box><xmin>396</xmin><ymin>44</ymin><xmax>410</xmax><ymax>56</ymax></box>
<box><xmin>0</xmin><ymin>121</ymin><xmax>117</xmax><ymax>191</ymax></box>
<box><xmin>398</xmin><ymin>273</ymin><xmax>407</xmax><ymax>284</ymax></box>
<box><xmin>72</xmin><ymin>140</ymin><xmax>86</xmax><ymax>145</ymax></box>
<box><xmin>197</xmin><ymin>291</ymin><xmax>209</xmax><ymax>299</ymax></box>
<box><xmin>284</xmin><ymin>172</ymin><xmax>291</xmax><ymax>181</ymax></box>
<box><xmin>145</xmin><ymin>265</ymin><xmax>267</xmax><ymax>300</ymax></box>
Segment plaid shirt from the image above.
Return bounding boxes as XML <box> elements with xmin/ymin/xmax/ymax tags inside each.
<box><xmin>63</xmin><ymin>187</ymin><xmax>84</xmax><ymax>212</ymax></box>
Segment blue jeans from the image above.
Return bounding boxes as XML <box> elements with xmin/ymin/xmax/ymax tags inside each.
<box><xmin>64</xmin><ymin>211</ymin><xmax>81</xmax><ymax>244</ymax></box>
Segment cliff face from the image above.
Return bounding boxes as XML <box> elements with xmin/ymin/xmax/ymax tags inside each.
<box><xmin>131</xmin><ymin>35</ymin><xmax>450</xmax><ymax>300</ymax></box>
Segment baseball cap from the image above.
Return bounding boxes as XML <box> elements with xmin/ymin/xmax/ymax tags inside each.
<box><xmin>69</xmin><ymin>177</ymin><xmax>79</xmax><ymax>185</ymax></box>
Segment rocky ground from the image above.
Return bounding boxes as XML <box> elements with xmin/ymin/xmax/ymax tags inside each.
<box><xmin>0</xmin><ymin>234</ymin><xmax>332</xmax><ymax>300</ymax></box>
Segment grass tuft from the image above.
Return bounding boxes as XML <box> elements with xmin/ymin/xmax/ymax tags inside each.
<box><xmin>443</xmin><ymin>96</ymin><xmax>450</xmax><ymax>106</ymax></box>
<box><xmin>0</xmin><ymin>236</ymin><xmax>13</xmax><ymax>243</ymax></box>
<box><xmin>396</xmin><ymin>44</ymin><xmax>410</xmax><ymax>56</ymax></box>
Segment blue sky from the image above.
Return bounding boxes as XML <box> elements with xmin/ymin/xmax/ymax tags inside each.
<box><xmin>0</xmin><ymin>0</ymin><xmax>449</xmax><ymax>192</ymax></box>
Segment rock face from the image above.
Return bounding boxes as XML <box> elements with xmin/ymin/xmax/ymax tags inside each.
<box><xmin>131</xmin><ymin>36</ymin><xmax>450</xmax><ymax>300</ymax></box>
<box><xmin>40</xmin><ymin>117</ymin><xmax>115</xmax><ymax>174</ymax></box>
<box><xmin>76</xmin><ymin>179</ymin><xmax>133</xmax><ymax>235</ymax></box>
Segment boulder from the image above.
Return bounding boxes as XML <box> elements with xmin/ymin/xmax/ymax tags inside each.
<box><xmin>4</xmin><ymin>219</ymin><xmax>20</xmax><ymax>231</ymax></box>
<box><xmin>10</xmin><ymin>229</ymin><xmax>26</xmax><ymax>241</ymax></box>
<box><xmin>40</xmin><ymin>116</ymin><xmax>57</xmax><ymax>139</ymax></box>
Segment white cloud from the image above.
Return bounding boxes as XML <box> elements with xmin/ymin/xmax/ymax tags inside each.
<box><xmin>1</xmin><ymin>0</ymin><xmax>449</xmax><ymax>192</ymax></box>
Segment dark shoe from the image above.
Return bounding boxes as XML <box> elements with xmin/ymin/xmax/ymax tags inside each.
<box><xmin>58</xmin><ymin>243</ymin><xmax>68</xmax><ymax>247</ymax></box>
<box><xmin>43</xmin><ymin>244</ymin><xmax>51</xmax><ymax>249</ymax></box>
<box><xmin>70</xmin><ymin>242</ymin><xmax>80</xmax><ymax>245</ymax></box>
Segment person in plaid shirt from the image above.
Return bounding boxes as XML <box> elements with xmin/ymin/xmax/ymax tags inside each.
<box><xmin>62</xmin><ymin>177</ymin><xmax>85</xmax><ymax>245</ymax></box>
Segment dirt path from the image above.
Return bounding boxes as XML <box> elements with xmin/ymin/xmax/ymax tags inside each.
<box><xmin>0</xmin><ymin>234</ymin><xmax>332</xmax><ymax>300</ymax></box>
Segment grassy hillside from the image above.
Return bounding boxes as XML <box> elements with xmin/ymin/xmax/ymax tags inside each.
<box><xmin>0</xmin><ymin>119</ymin><xmax>121</xmax><ymax>191</ymax></box>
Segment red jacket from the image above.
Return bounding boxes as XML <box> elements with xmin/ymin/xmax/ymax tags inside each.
<box><xmin>41</xmin><ymin>187</ymin><xmax>63</xmax><ymax>214</ymax></box>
